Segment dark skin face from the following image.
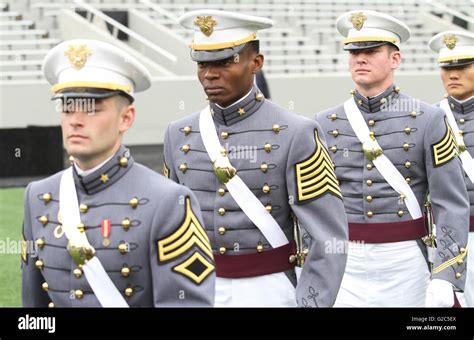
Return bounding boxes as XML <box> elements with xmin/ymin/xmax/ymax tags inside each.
<box><xmin>197</xmin><ymin>45</ymin><xmax>264</xmax><ymax>107</ymax></box>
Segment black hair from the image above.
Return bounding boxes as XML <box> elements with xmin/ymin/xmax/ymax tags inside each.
<box><xmin>245</xmin><ymin>40</ymin><xmax>260</xmax><ymax>54</ymax></box>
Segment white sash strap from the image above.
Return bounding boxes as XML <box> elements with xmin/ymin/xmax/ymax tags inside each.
<box><xmin>60</xmin><ymin>167</ymin><xmax>129</xmax><ymax>307</ymax></box>
<box><xmin>344</xmin><ymin>98</ymin><xmax>422</xmax><ymax>219</ymax></box>
<box><xmin>440</xmin><ymin>98</ymin><xmax>474</xmax><ymax>184</ymax></box>
<box><xmin>199</xmin><ymin>106</ymin><xmax>289</xmax><ymax>248</ymax></box>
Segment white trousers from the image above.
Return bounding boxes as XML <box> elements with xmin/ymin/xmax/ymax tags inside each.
<box><xmin>335</xmin><ymin>240</ymin><xmax>430</xmax><ymax>307</ymax></box>
<box><xmin>214</xmin><ymin>272</ymin><xmax>297</xmax><ymax>307</ymax></box>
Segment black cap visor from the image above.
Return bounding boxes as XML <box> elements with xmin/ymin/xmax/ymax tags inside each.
<box><xmin>344</xmin><ymin>41</ymin><xmax>397</xmax><ymax>51</ymax></box>
<box><xmin>440</xmin><ymin>58</ymin><xmax>474</xmax><ymax>69</ymax></box>
<box><xmin>191</xmin><ymin>43</ymin><xmax>248</xmax><ymax>62</ymax></box>
<box><xmin>51</xmin><ymin>88</ymin><xmax>134</xmax><ymax>103</ymax></box>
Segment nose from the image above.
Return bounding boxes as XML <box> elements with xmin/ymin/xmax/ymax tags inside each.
<box><xmin>204</xmin><ymin>64</ymin><xmax>219</xmax><ymax>80</ymax></box>
<box><xmin>68</xmin><ymin>111</ymin><xmax>86</xmax><ymax>129</ymax></box>
<box><xmin>356</xmin><ymin>53</ymin><xmax>367</xmax><ymax>64</ymax></box>
<box><xmin>449</xmin><ymin>71</ymin><xmax>459</xmax><ymax>80</ymax></box>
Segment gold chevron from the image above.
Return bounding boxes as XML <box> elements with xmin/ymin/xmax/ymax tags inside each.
<box><xmin>157</xmin><ymin>197</ymin><xmax>213</xmax><ymax>262</ymax></box>
<box><xmin>432</xmin><ymin>119</ymin><xmax>459</xmax><ymax>167</ymax></box>
<box><xmin>296</xmin><ymin>129</ymin><xmax>342</xmax><ymax>201</ymax></box>
<box><xmin>163</xmin><ymin>162</ymin><xmax>169</xmax><ymax>178</ymax></box>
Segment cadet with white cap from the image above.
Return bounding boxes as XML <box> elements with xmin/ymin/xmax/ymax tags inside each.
<box><xmin>337</xmin><ymin>9</ymin><xmax>411</xmax><ymax>50</ymax></box>
<box><xmin>164</xmin><ymin>10</ymin><xmax>348</xmax><ymax>307</ymax></box>
<box><xmin>315</xmin><ymin>10</ymin><xmax>469</xmax><ymax>307</ymax></box>
<box><xmin>22</xmin><ymin>39</ymin><xmax>215</xmax><ymax>307</ymax></box>
<box><xmin>430</xmin><ymin>31</ymin><xmax>474</xmax><ymax>69</ymax></box>
<box><xmin>44</xmin><ymin>40</ymin><xmax>151</xmax><ymax>102</ymax></box>
<box><xmin>430</xmin><ymin>30</ymin><xmax>474</xmax><ymax>307</ymax></box>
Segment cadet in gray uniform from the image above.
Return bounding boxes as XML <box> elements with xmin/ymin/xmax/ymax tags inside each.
<box><xmin>315</xmin><ymin>11</ymin><xmax>469</xmax><ymax>307</ymax></box>
<box><xmin>163</xmin><ymin>10</ymin><xmax>348</xmax><ymax>307</ymax></box>
<box><xmin>22</xmin><ymin>39</ymin><xmax>215</xmax><ymax>307</ymax></box>
<box><xmin>429</xmin><ymin>30</ymin><xmax>474</xmax><ymax>306</ymax></box>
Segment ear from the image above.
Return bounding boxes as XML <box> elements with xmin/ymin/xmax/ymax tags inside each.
<box><xmin>119</xmin><ymin>104</ymin><xmax>135</xmax><ymax>134</ymax></box>
<box><xmin>252</xmin><ymin>53</ymin><xmax>264</xmax><ymax>74</ymax></box>
<box><xmin>390</xmin><ymin>50</ymin><xmax>401</xmax><ymax>70</ymax></box>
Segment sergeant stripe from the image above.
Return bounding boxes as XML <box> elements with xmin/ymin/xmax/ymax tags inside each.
<box><xmin>432</xmin><ymin>119</ymin><xmax>459</xmax><ymax>167</ymax></box>
<box><xmin>295</xmin><ymin>129</ymin><xmax>342</xmax><ymax>202</ymax></box>
<box><xmin>157</xmin><ymin>197</ymin><xmax>213</xmax><ymax>262</ymax></box>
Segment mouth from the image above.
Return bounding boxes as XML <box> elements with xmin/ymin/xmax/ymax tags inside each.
<box><xmin>205</xmin><ymin>86</ymin><xmax>225</xmax><ymax>95</ymax></box>
<box><xmin>448</xmin><ymin>83</ymin><xmax>462</xmax><ymax>87</ymax></box>
<box><xmin>68</xmin><ymin>134</ymin><xmax>88</xmax><ymax>140</ymax></box>
<box><xmin>355</xmin><ymin>69</ymin><xmax>370</xmax><ymax>73</ymax></box>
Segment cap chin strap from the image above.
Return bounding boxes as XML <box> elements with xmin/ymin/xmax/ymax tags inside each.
<box><xmin>191</xmin><ymin>33</ymin><xmax>257</xmax><ymax>50</ymax></box>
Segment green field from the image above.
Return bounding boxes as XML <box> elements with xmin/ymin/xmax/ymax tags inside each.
<box><xmin>0</xmin><ymin>187</ymin><xmax>24</xmax><ymax>307</ymax></box>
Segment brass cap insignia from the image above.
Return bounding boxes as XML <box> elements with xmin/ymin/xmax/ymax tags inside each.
<box><xmin>194</xmin><ymin>16</ymin><xmax>217</xmax><ymax>37</ymax></box>
<box><xmin>349</xmin><ymin>12</ymin><xmax>367</xmax><ymax>31</ymax></box>
<box><xmin>64</xmin><ymin>44</ymin><xmax>92</xmax><ymax>70</ymax></box>
<box><xmin>443</xmin><ymin>34</ymin><xmax>458</xmax><ymax>50</ymax></box>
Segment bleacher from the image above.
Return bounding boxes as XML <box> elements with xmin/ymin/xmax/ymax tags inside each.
<box><xmin>0</xmin><ymin>0</ymin><xmax>472</xmax><ymax>80</ymax></box>
<box><xmin>137</xmin><ymin>0</ymin><xmax>464</xmax><ymax>74</ymax></box>
<box><xmin>1</xmin><ymin>0</ymin><xmax>471</xmax><ymax>147</ymax></box>
<box><xmin>437</xmin><ymin>0</ymin><xmax>473</xmax><ymax>17</ymax></box>
<box><xmin>0</xmin><ymin>2</ymin><xmax>59</xmax><ymax>80</ymax></box>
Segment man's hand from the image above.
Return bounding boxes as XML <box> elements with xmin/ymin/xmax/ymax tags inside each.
<box><xmin>425</xmin><ymin>279</ymin><xmax>455</xmax><ymax>307</ymax></box>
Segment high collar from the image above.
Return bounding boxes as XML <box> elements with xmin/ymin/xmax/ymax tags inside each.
<box><xmin>74</xmin><ymin>154</ymin><xmax>113</xmax><ymax>177</ymax></box>
<box><xmin>73</xmin><ymin>145</ymin><xmax>133</xmax><ymax>195</ymax></box>
<box><xmin>209</xmin><ymin>86</ymin><xmax>265</xmax><ymax>126</ymax></box>
<box><xmin>353</xmin><ymin>85</ymin><xmax>400</xmax><ymax>113</ymax></box>
<box><xmin>447</xmin><ymin>95</ymin><xmax>474</xmax><ymax>115</ymax></box>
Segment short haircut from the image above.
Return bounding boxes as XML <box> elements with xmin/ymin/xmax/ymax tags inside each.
<box><xmin>245</xmin><ymin>40</ymin><xmax>260</xmax><ymax>54</ymax></box>
<box><xmin>114</xmin><ymin>94</ymin><xmax>132</xmax><ymax>112</ymax></box>
<box><xmin>386</xmin><ymin>43</ymin><xmax>399</xmax><ymax>55</ymax></box>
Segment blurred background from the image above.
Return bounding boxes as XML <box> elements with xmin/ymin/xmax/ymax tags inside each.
<box><xmin>0</xmin><ymin>0</ymin><xmax>472</xmax><ymax>306</ymax></box>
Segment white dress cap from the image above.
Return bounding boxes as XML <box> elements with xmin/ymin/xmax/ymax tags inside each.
<box><xmin>42</xmin><ymin>39</ymin><xmax>151</xmax><ymax>100</ymax></box>
<box><xmin>429</xmin><ymin>30</ymin><xmax>474</xmax><ymax>68</ymax></box>
<box><xmin>336</xmin><ymin>10</ymin><xmax>410</xmax><ymax>51</ymax></box>
<box><xmin>179</xmin><ymin>9</ymin><xmax>273</xmax><ymax>62</ymax></box>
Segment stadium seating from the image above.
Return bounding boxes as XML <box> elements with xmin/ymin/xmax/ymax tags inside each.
<box><xmin>0</xmin><ymin>0</ymin><xmax>472</xmax><ymax>79</ymax></box>
<box><xmin>0</xmin><ymin>2</ymin><xmax>58</xmax><ymax>80</ymax></box>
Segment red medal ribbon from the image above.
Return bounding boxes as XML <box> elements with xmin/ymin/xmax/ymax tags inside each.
<box><xmin>101</xmin><ymin>219</ymin><xmax>111</xmax><ymax>238</ymax></box>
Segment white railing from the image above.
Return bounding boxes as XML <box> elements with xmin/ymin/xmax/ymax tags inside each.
<box><xmin>73</xmin><ymin>0</ymin><xmax>177</xmax><ymax>63</ymax></box>
<box><xmin>424</xmin><ymin>0</ymin><xmax>474</xmax><ymax>29</ymax></box>
<box><xmin>139</xmin><ymin>0</ymin><xmax>180</xmax><ymax>22</ymax></box>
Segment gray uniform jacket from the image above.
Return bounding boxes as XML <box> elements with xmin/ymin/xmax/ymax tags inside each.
<box><xmin>164</xmin><ymin>86</ymin><xmax>348</xmax><ymax>307</ymax></box>
<box><xmin>439</xmin><ymin>96</ymin><xmax>474</xmax><ymax>218</ymax></box>
<box><xmin>22</xmin><ymin>146</ymin><xmax>215</xmax><ymax>307</ymax></box>
<box><xmin>316</xmin><ymin>86</ymin><xmax>469</xmax><ymax>291</ymax></box>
